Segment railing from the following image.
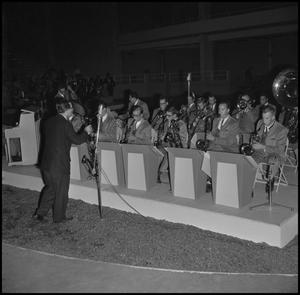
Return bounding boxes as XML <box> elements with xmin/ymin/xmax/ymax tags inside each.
<box><xmin>114</xmin><ymin>70</ymin><xmax>230</xmax><ymax>85</ymax></box>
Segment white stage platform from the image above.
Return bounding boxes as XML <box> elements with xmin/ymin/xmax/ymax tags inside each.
<box><xmin>2</xmin><ymin>156</ymin><xmax>298</xmax><ymax>248</ymax></box>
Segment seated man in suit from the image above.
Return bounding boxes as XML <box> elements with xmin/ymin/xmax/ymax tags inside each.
<box><xmin>206</xmin><ymin>101</ymin><xmax>240</xmax><ymax>153</ymax></box>
<box><xmin>251</xmin><ymin>104</ymin><xmax>288</xmax><ymax>189</ymax></box>
<box><xmin>126</xmin><ymin>105</ymin><xmax>152</xmax><ymax>145</ymax></box>
<box><xmin>151</xmin><ymin>96</ymin><xmax>169</xmax><ymax>130</ymax></box>
<box><xmin>205</xmin><ymin>92</ymin><xmax>218</xmax><ymax>131</ymax></box>
<box><xmin>151</xmin><ymin>96</ymin><xmax>169</xmax><ymax>145</ymax></box>
<box><xmin>95</xmin><ymin>103</ymin><xmax>122</xmax><ymax>143</ymax></box>
<box><xmin>186</xmin><ymin>94</ymin><xmax>198</xmax><ymax>129</ymax></box>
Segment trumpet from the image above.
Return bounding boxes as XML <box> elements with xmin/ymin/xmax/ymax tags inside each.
<box><xmin>239</xmin><ymin>132</ymin><xmax>261</xmax><ymax>155</ymax></box>
<box><xmin>164</xmin><ymin>119</ymin><xmax>183</xmax><ymax>148</ymax></box>
<box><xmin>231</xmin><ymin>98</ymin><xmax>254</xmax><ymax>117</ymax></box>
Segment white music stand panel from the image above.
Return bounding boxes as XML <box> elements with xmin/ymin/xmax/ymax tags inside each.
<box><xmin>201</xmin><ymin>151</ymin><xmax>211</xmax><ymax>177</ymax></box>
<box><xmin>127</xmin><ymin>153</ymin><xmax>146</xmax><ymax>191</ymax></box>
<box><xmin>174</xmin><ymin>157</ymin><xmax>195</xmax><ymax>199</ymax></box>
<box><xmin>4</xmin><ymin>112</ymin><xmax>40</xmax><ymax>166</ymax></box>
<box><xmin>70</xmin><ymin>146</ymin><xmax>81</xmax><ymax>180</ymax></box>
<box><xmin>100</xmin><ymin>149</ymin><xmax>118</xmax><ymax>185</ymax></box>
<box><xmin>215</xmin><ymin>162</ymin><xmax>239</xmax><ymax>208</ymax></box>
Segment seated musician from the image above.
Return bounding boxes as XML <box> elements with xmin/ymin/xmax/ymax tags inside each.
<box><xmin>118</xmin><ymin>90</ymin><xmax>150</xmax><ymax>122</ymax></box>
<box><xmin>128</xmin><ymin>90</ymin><xmax>150</xmax><ymax>121</ymax></box>
<box><xmin>251</xmin><ymin>104</ymin><xmax>288</xmax><ymax>188</ymax></box>
<box><xmin>151</xmin><ymin>96</ymin><xmax>169</xmax><ymax>131</ymax></box>
<box><xmin>125</xmin><ymin>105</ymin><xmax>152</xmax><ymax>145</ymax></box>
<box><xmin>192</xmin><ymin>97</ymin><xmax>209</xmax><ymax>133</ymax></box>
<box><xmin>206</xmin><ymin>101</ymin><xmax>240</xmax><ymax>153</ymax></box>
<box><xmin>156</xmin><ymin>106</ymin><xmax>188</xmax><ymax>183</ymax></box>
<box><xmin>186</xmin><ymin>94</ymin><xmax>198</xmax><ymax>128</ymax></box>
<box><xmin>205</xmin><ymin>92</ymin><xmax>218</xmax><ymax>131</ymax></box>
<box><xmin>187</xmin><ymin>97</ymin><xmax>211</xmax><ymax>148</ymax></box>
<box><xmin>232</xmin><ymin>93</ymin><xmax>258</xmax><ymax>144</ymax></box>
<box><xmin>254</xmin><ymin>93</ymin><xmax>269</xmax><ymax>122</ymax></box>
<box><xmin>96</xmin><ymin>104</ymin><xmax>122</xmax><ymax>142</ymax></box>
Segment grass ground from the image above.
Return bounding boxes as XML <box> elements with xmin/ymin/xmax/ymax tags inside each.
<box><xmin>2</xmin><ymin>184</ymin><xmax>298</xmax><ymax>274</ymax></box>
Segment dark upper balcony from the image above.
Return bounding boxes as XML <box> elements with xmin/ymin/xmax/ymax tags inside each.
<box><xmin>118</xmin><ymin>4</ymin><xmax>298</xmax><ymax>51</ymax></box>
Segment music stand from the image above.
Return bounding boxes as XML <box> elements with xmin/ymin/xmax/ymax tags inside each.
<box><xmin>249</xmin><ymin>163</ymin><xmax>294</xmax><ymax>211</ymax></box>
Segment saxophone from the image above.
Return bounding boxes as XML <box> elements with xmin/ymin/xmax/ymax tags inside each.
<box><xmin>188</xmin><ymin>106</ymin><xmax>214</xmax><ymax>145</ymax></box>
<box><xmin>153</xmin><ymin>111</ymin><xmax>166</xmax><ymax>147</ymax></box>
<box><xmin>120</xmin><ymin>118</ymin><xmax>135</xmax><ymax>144</ymax></box>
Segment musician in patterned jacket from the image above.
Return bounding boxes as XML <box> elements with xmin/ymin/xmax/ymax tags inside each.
<box><xmin>206</xmin><ymin>101</ymin><xmax>240</xmax><ymax>153</ymax></box>
<box><xmin>126</xmin><ymin>105</ymin><xmax>152</xmax><ymax>145</ymax></box>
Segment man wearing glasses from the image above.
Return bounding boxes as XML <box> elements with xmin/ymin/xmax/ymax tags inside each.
<box><xmin>126</xmin><ymin>105</ymin><xmax>152</xmax><ymax>145</ymax></box>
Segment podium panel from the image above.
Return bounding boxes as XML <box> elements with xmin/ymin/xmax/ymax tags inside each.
<box><xmin>167</xmin><ymin>148</ymin><xmax>207</xmax><ymax>200</ymax></box>
<box><xmin>97</xmin><ymin>142</ymin><xmax>125</xmax><ymax>187</ymax></box>
<box><xmin>4</xmin><ymin>110</ymin><xmax>40</xmax><ymax>166</ymax></box>
<box><xmin>70</xmin><ymin>143</ymin><xmax>90</xmax><ymax>181</ymax></box>
<box><xmin>174</xmin><ymin>157</ymin><xmax>195</xmax><ymax>199</ymax></box>
<box><xmin>209</xmin><ymin>151</ymin><xmax>257</xmax><ymax>208</ymax></box>
<box><xmin>122</xmin><ymin>144</ymin><xmax>162</xmax><ymax>191</ymax></box>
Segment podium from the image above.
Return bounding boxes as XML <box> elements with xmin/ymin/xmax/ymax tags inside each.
<box><xmin>70</xmin><ymin>143</ymin><xmax>90</xmax><ymax>181</ymax></box>
<box><xmin>167</xmin><ymin>147</ymin><xmax>207</xmax><ymax>200</ymax></box>
<box><xmin>121</xmin><ymin>144</ymin><xmax>162</xmax><ymax>191</ymax></box>
<box><xmin>4</xmin><ymin>109</ymin><xmax>40</xmax><ymax>166</ymax></box>
<box><xmin>209</xmin><ymin>151</ymin><xmax>257</xmax><ymax>208</ymax></box>
<box><xmin>97</xmin><ymin>142</ymin><xmax>125</xmax><ymax>186</ymax></box>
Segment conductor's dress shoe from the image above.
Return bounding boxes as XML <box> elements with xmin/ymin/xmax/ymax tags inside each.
<box><xmin>54</xmin><ymin>216</ymin><xmax>73</xmax><ymax>223</ymax></box>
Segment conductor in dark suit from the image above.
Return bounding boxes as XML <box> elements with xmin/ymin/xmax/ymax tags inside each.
<box><xmin>33</xmin><ymin>98</ymin><xmax>93</xmax><ymax>223</ymax></box>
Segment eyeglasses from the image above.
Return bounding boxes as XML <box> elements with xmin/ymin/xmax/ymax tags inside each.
<box><xmin>166</xmin><ymin>114</ymin><xmax>172</xmax><ymax>117</ymax></box>
<box><xmin>133</xmin><ymin>114</ymin><xmax>141</xmax><ymax>117</ymax></box>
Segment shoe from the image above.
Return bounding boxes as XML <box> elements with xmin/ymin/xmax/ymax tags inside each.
<box><xmin>54</xmin><ymin>216</ymin><xmax>73</xmax><ymax>223</ymax></box>
<box><xmin>206</xmin><ymin>183</ymin><xmax>212</xmax><ymax>193</ymax></box>
<box><xmin>32</xmin><ymin>213</ymin><xmax>46</xmax><ymax>222</ymax></box>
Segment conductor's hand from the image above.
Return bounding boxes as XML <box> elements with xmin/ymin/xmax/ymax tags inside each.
<box><xmin>206</xmin><ymin>133</ymin><xmax>215</xmax><ymax>141</ymax></box>
<box><xmin>84</xmin><ymin>125</ymin><xmax>93</xmax><ymax>135</ymax></box>
<box><xmin>252</xmin><ymin>143</ymin><xmax>265</xmax><ymax>150</ymax></box>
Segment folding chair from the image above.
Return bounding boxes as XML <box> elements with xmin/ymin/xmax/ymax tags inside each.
<box><xmin>253</xmin><ymin>138</ymin><xmax>290</xmax><ymax>193</ymax></box>
<box><xmin>284</xmin><ymin>144</ymin><xmax>298</xmax><ymax>172</ymax></box>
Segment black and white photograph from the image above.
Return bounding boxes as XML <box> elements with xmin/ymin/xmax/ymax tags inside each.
<box><xmin>2</xmin><ymin>1</ymin><xmax>298</xmax><ymax>293</ymax></box>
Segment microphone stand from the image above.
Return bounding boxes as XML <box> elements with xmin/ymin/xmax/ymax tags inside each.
<box><xmin>249</xmin><ymin>162</ymin><xmax>294</xmax><ymax>211</ymax></box>
<box><xmin>92</xmin><ymin>106</ymin><xmax>103</xmax><ymax>218</ymax></box>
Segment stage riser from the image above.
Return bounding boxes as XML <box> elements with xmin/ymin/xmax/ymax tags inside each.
<box><xmin>2</xmin><ymin>170</ymin><xmax>297</xmax><ymax>248</ymax></box>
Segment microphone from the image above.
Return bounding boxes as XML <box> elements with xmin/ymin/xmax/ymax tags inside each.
<box><xmin>99</xmin><ymin>104</ymin><xmax>103</xmax><ymax>116</ymax></box>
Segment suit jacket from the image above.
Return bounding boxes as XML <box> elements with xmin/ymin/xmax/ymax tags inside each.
<box><xmin>127</xmin><ymin>118</ymin><xmax>152</xmax><ymax>145</ymax></box>
<box><xmin>256</xmin><ymin>119</ymin><xmax>288</xmax><ymax>163</ymax></box>
<box><xmin>40</xmin><ymin>114</ymin><xmax>88</xmax><ymax>175</ymax></box>
<box><xmin>206</xmin><ymin>103</ymin><xmax>219</xmax><ymax>131</ymax></box>
<box><xmin>210</xmin><ymin>116</ymin><xmax>239</xmax><ymax>152</ymax></box>
<box><xmin>98</xmin><ymin>115</ymin><xmax>118</xmax><ymax>142</ymax></box>
<box><xmin>186</xmin><ymin>103</ymin><xmax>198</xmax><ymax>127</ymax></box>
<box><xmin>233</xmin><ymin>108</ymin><xmax>258</xmax><ymax>134</ymax></box>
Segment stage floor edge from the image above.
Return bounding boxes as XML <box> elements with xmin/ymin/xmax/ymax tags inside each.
<box><xmin>2</xmin><ymin>159</ymin><xmax>298</xmax><ymax>248</ymax></box>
